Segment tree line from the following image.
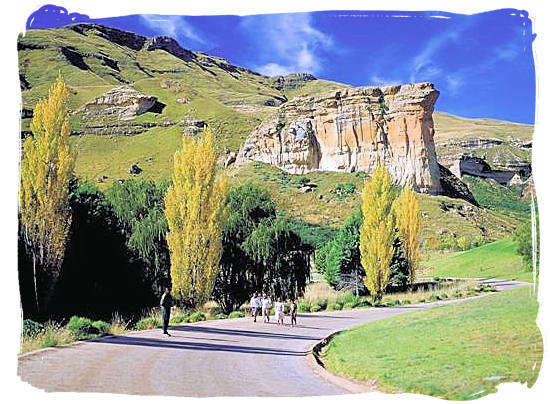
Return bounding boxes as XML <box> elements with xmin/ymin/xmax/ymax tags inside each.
<box><xmin>19</xmin><ymin>77</ymin><xmax>421</xmax><ymax>322</ymax></box>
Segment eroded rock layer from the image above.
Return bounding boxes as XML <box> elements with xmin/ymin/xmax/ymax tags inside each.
<box><xmin>236</xmin><ymin>82</ymin><xmax>442</xmax><ymax>194</ymax></box>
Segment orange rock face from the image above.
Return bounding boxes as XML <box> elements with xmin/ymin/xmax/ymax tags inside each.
<box><xmin>236</xmin><ymin>82</ymin><xmax>442</xmax><ymax>194</ymax></box>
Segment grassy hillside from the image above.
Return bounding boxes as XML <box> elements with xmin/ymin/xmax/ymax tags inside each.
<box><xmin>322</xmin><ymin>286</ymin><xmax>542</xmax><ymax>400</ymax></box>
<box><xmin>230</xmin><ymin>162</ymin><xmax>519</xmax><ymax>245</ymax></box>
<box><xmin>19</xmin><ymin>24</ymin><xmax>528</xmax><ymax>246</ymax></box>
<box><xmin>421</xmin><ymin>239</ymin><xmax>532</xmax><ymax>282</ymax></box>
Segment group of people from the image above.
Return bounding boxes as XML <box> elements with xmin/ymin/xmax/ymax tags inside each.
<box><xmin>158</xmin><ymin>287</ymin><xmax>298</xmax><ymax>338</ymax></box>
<box><xmin>249</xmin><ymin>292</ymin><xmax>297</xmax><ymax>326</ymax></box>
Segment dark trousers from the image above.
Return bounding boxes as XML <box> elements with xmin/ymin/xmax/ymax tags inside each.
<box><xmin>162</xmin><ymin>307</ymin><xmax>171</xmax><ymax>333</ymax></box>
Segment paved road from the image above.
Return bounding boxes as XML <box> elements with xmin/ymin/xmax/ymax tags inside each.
<box><xmin>18</xmin><ymin>280</ymin><xmax>528</xmax><ymax>397</ymax></box>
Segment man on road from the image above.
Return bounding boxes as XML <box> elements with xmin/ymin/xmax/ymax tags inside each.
<box><xmin>250</xmin><ymin>292</ymin><xmax>260</xmax><ymax>322</ymax></box>
<box><xmin>160</xmin><ymin>287</ymin><xmax>173</xmax><ymax>336</ymax></box>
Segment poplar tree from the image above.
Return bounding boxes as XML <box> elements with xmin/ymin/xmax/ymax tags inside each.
<box><xmin>359</xmin><ymin>165</ymin><xmax>397</xmax><ymax>302</ymax></box>
<box><xmin>19</xmin><ymin>76</ymin><xmax>74</xmax><ymax>315</ymax></box>
<box><xmin>394</xmin><ymin>187</ymin><xmax>420</xmax><ymax>284</ymax></box>
<box><xmin>164</xmin><ymin>127</ymin><xmax>228</xmax><ymax>307</ymax></box>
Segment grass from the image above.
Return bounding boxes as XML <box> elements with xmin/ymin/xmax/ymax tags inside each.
<box><xmin>322</xmin><ymin>287</ymin><xmax>542</xmax><ymax>400</ymax></box>
<box><xmin>463</xmin><ymin>175</ymin><xmax>530</xmax><ymax>220</ymax></box>
<box><xmin>422</xmin><ymin>239</ymin><xmax>533</xmax><ymax>282</ymax></box>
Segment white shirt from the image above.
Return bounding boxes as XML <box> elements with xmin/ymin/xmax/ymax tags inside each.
<box><xmin>250</xmin><ymin>297</ymin><xmax>260</xmax><ymax>308</ymax></box>
<box><xmin>261</xmin><ymin>298</ymin><xmax>271</xmax><ymax>309</ymax></box>
<box><xmin>274</xmin><ymin>302</ymin><xmax>284</xmax><ymax>313</ymax></box>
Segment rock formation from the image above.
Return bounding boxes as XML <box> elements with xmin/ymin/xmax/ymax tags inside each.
<box><xmin>236</xmin><ymin>83</ymin><xmax>442</xmax><ymax>194</ymax></box>
<box><xmin>76</xmin><ymin>86</ymin><xmax>158</xmax><ymax>121</ymax></box>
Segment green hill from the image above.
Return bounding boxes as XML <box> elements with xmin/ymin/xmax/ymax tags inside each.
<box><xmin>18</xmin><ymin>23</ymin><xmax>530</xmax><ymax>248</ymax></box>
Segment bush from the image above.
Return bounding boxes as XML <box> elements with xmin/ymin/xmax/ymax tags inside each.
<box><xmin>189</xmin><ymin>312</ymin><xmax>206</xmax><ymax>323</ymax></box>
<box><xmin>326</xmin><ymin>302</ymin><xmax>342</xmax><ymax>311</ymax></box>
<box><xmin>67</xmin><ymin>316</ymin><xmax>100</xmax><ymax>339</ymax></box>
<box><xmin>343</xmin><ymin>302</ymin><xmax>355</xmax><ymax>310</ymax></box>
<box><xmin>452</xmin><ymin>291</ymin><xmax>463</xmax><ymax>298</ymax></box>
<box><xmin>229</xmin><ymin>311</ymin><xmax>245</xmax><ymax>318</ymax></box>
<box><xmin>428</xmin><ymin>294</ymin><xmax>440</xmax><ymax>302</ymax></box>
<box><xmin>402</xmin><ymin>299</ymin><xmax>412</xmax><ymax>305</ymax></box>
<box><xmin>135</xmin><ymin>316</ymin><xmax>161</xmax><ymax>330</ymax></box>
<box><xmin>439</xmin><ymin>293</ymin><xmax>449</xmax><ymax>300</ymax></box>
<box><xmin>310</xmin><ymin>304</ymin><xmax>322</xmax><ymax>312</ymax></box>
<box><xmin>22</xmin><ymin>319</ymin><xmax>43</xmax><ymax>338</ymax></box>
<box><xmin>298</xmin><ymin>302</ymin><xmax>311</xmax><ymax>312</ymax></box>
<box><xmin>215</xmin><ymin>313</ymin><xmax>228</xmax><ymax>320</ymax></box>
<box><xmin>171</xmin><ymin>314</ymin><xmax>189</xmax><ymax>324</ymax></box>
<box><xmin>92</xmin><ymin>320</ymin><xmax>110</xmax><ymax>334</ymax></box>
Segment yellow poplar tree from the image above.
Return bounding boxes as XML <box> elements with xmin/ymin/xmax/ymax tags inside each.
<box><xmin>20</xmin><ymin>76</ymin><xmax>74</xmax><ymax>314</ymax></box>
<box><xmin>394</xmin><ymin>187</ymin><xmax>420</xmax><ymax>284</ymax></box>
<box><xmin>359</xmin><ymin>165</ymin><xmax>397</xmax><ymax>302</ymax></box>
<box><xmin>164</xmin><ymin>127</ymin><xmax>228</xmax><ymax>307</ymax></box>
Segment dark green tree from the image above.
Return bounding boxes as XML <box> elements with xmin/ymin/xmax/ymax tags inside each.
<box><xmin>105</xmin><ymin>178</ymin><xmax>170</xmax><ymax>293</ymax></box>
<box><xmin>514</xmin><ymin>214</ymin><xmax>539</xmax><ymax>272</ymax></box>
<box><xmin>212</xmin><ymin>183</ymin><xmax>312</xmax><ymax>313</ymax></box>
<box><xmin>389</xmin><ymin>238</ymin><xmax>410</xmax><ymax>287</ymax></box>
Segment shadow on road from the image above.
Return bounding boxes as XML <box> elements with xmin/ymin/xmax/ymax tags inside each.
<box><xmin>91</xmin><ymin>335</ymin><xmax>308</xmax><ymax>356</ymax></box>
<box><xmin>170</xmin><ymin>325</ymin><xmax>319</xmax><ymax>341</ymax></box>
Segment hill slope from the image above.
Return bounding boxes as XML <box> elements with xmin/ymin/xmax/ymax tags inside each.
<box><xmin>18</xmin><ymin>23</ymin><xmax>530</xmax><ymax>247</ymax></box>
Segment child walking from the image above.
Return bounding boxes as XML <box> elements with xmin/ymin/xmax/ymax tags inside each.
<box><xmin>289</xmin><ymin>300</ymin><xmax>297</xmax><ymax>327</ymax></box>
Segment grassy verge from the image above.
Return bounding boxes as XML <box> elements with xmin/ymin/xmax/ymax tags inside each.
<box><xmin>422</xmin><ymin>239</ymin><xmax>532</xmax><ymax>282</ymax></box>
<box><xmin>322</xmin><ymin>287</ymin><xmax>542</xmax><ymax>400</ymax></box>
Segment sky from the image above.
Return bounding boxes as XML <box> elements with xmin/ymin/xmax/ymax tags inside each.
<box><xmin>25</xmin><ymin>5</ymin><xmax>536</xmax><ymax>124</ymax></box>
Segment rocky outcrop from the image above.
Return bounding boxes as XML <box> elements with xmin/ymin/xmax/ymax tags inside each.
<box><xmin>270</xmin><ymin>73</ymin><xmax>317</xmax><ymax>91</ymax></box>
<box><xmin>236</xmin><ymin>83</ymin><xmax>442</xmax><ymax>194</ymax></box>
<box><xmin>456</xmin><ymin>155</ymin><xmax>524</xmax><ymax>185</ymax></box>
<box><xmin>76</xmin><ymin>86</ymin><xmax>158</xmax><ymax>121</ymax></box>
<box><xmin>438</xmin><ymin>164</ymin><xmax>478</xmax><ymax>206</ymax></box>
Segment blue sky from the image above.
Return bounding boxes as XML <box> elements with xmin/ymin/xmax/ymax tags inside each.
<box><xmin>26</xmin><ymin>6</ymin><xmax>536</xmax><ymax>124</ymax></box>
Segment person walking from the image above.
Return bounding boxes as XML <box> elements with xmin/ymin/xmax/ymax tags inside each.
<box><xmin>160</xmin><ymin>287</ymin><xmax>173</xmax><ymax>336</ymax></box>
<box><xmin>261</xmin><ymin>293</ymin><xmax>272</xmax><ymax>323</ymax></box>
<box><xmin>289</xmin><ymin>299</ymin><xmax>297</xmax><ymax>327</ymax></box>
<box><xmin>274</xmin><ymin>297</ymin><xmax>285</xmax><ymax>326</ymax></box>
<box><xmin>250</xmin><ymin>292</ymin><xmax>260</xmax><ymax>322</ymax></box>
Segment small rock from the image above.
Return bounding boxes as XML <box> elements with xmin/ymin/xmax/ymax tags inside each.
<box><xmin>318</xmin><ymin>194</ymin><xmax>323</xmax><ymax>200</ymax></box>
<box><xmin>224</xmin><ymin>152</ymin><xmax>237</xmax><ymax>168</ymax></box>
<box><xmin>97</xmin><ymin>175</ymin><xmax>108</xmax><ymax>183</ymax></box>
<box><xmin>176</xmin><ymin>98</ymin><xmax>189</xmax><ymax>104</ymax></box>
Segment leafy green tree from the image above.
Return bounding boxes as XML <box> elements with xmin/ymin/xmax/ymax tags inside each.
<box><xmin>394</xmin><ymin>187</ymin><xmax>420</xmax><ymax>283</ymax></box>
<box><xmin>243</xmin><ymin>216</ymin><xmax>312</xmax><ymax>300</ymax></box>
<box><xmin>389</xmin><ymin>238</ymin><xmax>410</xmax><ymax>287</ymax></box>
<box><xmin>105</xmin><ymin>178</ymin><xmax>170</xmax><ymax>293</ymax></box>
<box><xmin>19</xmin><ymin>76</ymin><xmax>74</xmax><ymax>317</ymax></box>
<box><xmin>514</xmin><ymin>214</ymin><xmax>539</xmax><ymax>272</ymax></box>
<box><xmin>213</xmin><ymin>183</ymin><xmax>312</xmax><ymax>313</ymax></box>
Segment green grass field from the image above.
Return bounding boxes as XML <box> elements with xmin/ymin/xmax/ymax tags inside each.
<box><xmin>422</xmin><ymin>239</ymin><xmax>533</xmax><ymax>282</ymax></box>
<box><xmin>322</xmin><ymin>287</ymin><xmax>542</xmax><ymax>400</ymax></box>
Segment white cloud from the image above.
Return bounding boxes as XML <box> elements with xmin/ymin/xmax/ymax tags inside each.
<box><xmin>242</xmin><ymin>13</ymin><xmax>333</xmax><ymax>76</ymax></box>
<box><xmin>140</xmin><ymin>15</ymin><xmax>206</xmax><ymax>46</ymax></box>
<box><xmin>369</xmin><ymin>75</ymin><xmax>401</xmax><ymax>86</ymax></box>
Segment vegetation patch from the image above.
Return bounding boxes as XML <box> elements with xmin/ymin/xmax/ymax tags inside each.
<box><xmin>322</xmin><ymin>287</ymin><xmax>542</xmax><ymax>400</ymax></box>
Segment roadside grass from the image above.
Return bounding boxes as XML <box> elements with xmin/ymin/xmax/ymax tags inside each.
<box><xmin>322</xmin><ymin>287</ymin><xmax>542</xmax><ymax>400</ymax></box>
<box><xmin>299</xmin><ymin>279</ymin><xmax>493</xmax><ymax>312</ymax></box>
<box><xmin>421</xmin><ymin>239</ymin><xmax>532</xmax><ymax>282</ymax></box>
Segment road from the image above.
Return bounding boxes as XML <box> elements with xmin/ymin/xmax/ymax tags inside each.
<box><xmin>18</xmin><ymin>279</ymin><xmax>528</xmax><ymax>397</ymax></box>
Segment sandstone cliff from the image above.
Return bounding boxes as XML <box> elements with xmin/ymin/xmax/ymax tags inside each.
<box><xmin>236</xmin><ymin>83</ymin><xmax>442</xmax><ymax>194</ymax></box>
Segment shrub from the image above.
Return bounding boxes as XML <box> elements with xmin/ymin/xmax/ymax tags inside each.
<box><xmin>215</xmin><ymin>313</ymin><xmax>228</xmax><ymax>320</ymax></box>
<box><xmin>428</xmin><ymin>294</ymin><xmax>440</xmax><ymax>302</ymax></box>
<box><xmin>439</xmin><ymin>293</ymin><xmax>449</xmax><ymax>300</ymax></box>
<box><xmin>452</xmin><ymin>291</ymin><xmax>463</xmax><ymax>298</ymax></box>
<box><xmin>310</xmin><ymin>304</ymin><xmax>322</xmax><ymax>312</ymax></box>
<box><xmin>67</xmin><ymin>316</ymin><xmax>100</xmax><ymax>339</ymax></box>
<box><xmin>418</xmin><ymin>298</ymin><xmax>426</xmax><ymax>303</ymax></box>
<box><xmin>22</xmin><ymin>319</ymin><xmax>43</xmax><ymax>338</ymax></box>
<box><xmin>326</xmin><ymin>302</ymin><xmax>342</xmax><ymax>311</ymax></box>
<box><xmin>189</xmin><ymin>312</ymin><xmax>206</xmax><ymax>323</ymax></box>
<box><xmin>171</xmin><ymin>314</ymin><xmax>190</xmax><ymax>324</ymax></box>
<box><xmin>229</xmin><ymin>311</ymin><xmax>245</xmax><ymax>318</ymax></box>
<box><xmin>298</xmin><ymin>302</ymin><xmax>311</xmax><ymax>312</ymax></box>
<box><xmin>109</xmin><ymin>314</ymin><xmax>129</xmax><ymax>335</ymax></box>
<box><xmin>343</xmin><ymin>302</ymin><xmax>355</xmax><ymax>310</ymax></box>
<box><xmin>402</xmin><ymin>299</ymin><xmax>412</xmax><ymax>305</ymax></box>
<box><xmin>92</xmin><ymin>320</ymin><xmax>110</xmax><ymax>334</ymax></box>
<box><xmin>135</xmin><ymin>316</ymin><xmax>161</xmax><ymax>330</ymax></box>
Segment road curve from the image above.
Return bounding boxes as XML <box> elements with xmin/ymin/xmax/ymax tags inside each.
<box><xmin>18</xmin><ymin>280</ymin><xmax>528</xmax><ymax>397</ymax></box>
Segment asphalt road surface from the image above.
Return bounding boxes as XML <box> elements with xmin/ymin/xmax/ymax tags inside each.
<box><xmin>18</xmin><ymin>279</ymin><xmax>528</xmax><ymax>397</ymax></box>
